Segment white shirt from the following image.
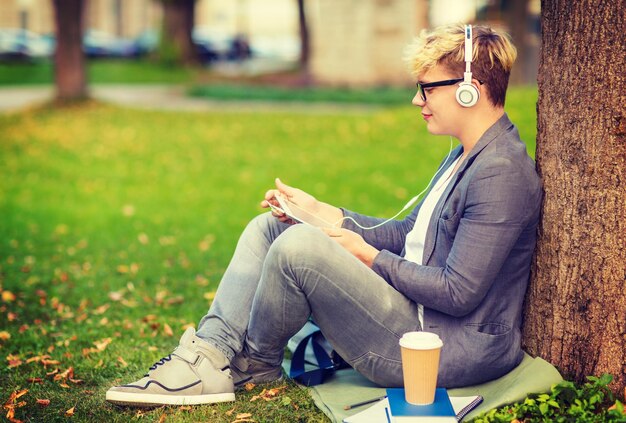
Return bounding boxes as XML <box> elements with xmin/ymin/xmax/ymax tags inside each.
<box><xmin>404</xmin><ymin>156</ymin><xmax>460</xmax><ymax>328</ymax></box>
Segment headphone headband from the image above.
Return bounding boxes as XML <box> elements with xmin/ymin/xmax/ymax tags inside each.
<box><xmin>455</xmin><ymin>24</ymin><xmax>480</xmax><ymax>107</ymax></box>
<box><xmin>464</xmin><ymin>25</ymin><xmax>473</xmax><ymax>83</ymax></box>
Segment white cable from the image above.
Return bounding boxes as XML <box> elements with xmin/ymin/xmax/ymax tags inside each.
<box><xmin>284</xmin><ymin>136</ymin><xmax>457</xmax><ymax>230</ymax></box>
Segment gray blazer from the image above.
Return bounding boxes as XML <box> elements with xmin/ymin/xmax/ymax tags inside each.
<box><xmin>342</xmin><ymin>113</ymin><xmax>542</xmax><ymax>387</ymax></box>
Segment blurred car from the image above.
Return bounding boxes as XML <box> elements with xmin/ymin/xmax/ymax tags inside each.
<box><xmin>192</xmin><ymin>27</ymin><xmax>241</xmax><ymax>63</ymax></box>
<box><xmin>249</xmin><ymin>35</ymin><xmax>299</xmax><ymax>61</ymax></box>
<box><xmin>132</xmin><ymin>29</ymin><xmax>225</xmax><ymax>63</ymax></box>
<box><xmin>132</xmin><ymin>29</ymin><xmax>159</xmax><ymax>57</ymax></box>
<box><xmin>0</xmin><ymin>28</ymin><xmax>54</xmax><ymax>60</ymax></box>
<box><xmin>83</xmin><ymin>30</ymin><xmax>138</xmax><ymax>58</ymax></box>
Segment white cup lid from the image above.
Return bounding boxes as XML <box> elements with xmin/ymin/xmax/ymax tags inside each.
<box><xmin>399</xmin><ymin>331</ymin><xmax>443</xmax><ymax>350</ymax></box>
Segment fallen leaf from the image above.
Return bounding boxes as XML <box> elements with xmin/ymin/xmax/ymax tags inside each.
<box><xmin>1</xmin><ymin>291</ymin><xmax>16</xmax><ymax>302</ymax></box>
<box><xmin>65</xmin><ymin>406</ymin><xmax>75</xmax><ymax>417</ymax></box>
<box><xmin>36</xmin><ymin>399</ymin><xmax>50</xmax><ymax>407</ymax></box>
<box><xmin>203</xmin><ymin>292</ymin><xmax>216</xmax><ymax>302</ymax></box>
<box><xmin>244</xmin><ymin>382</ymin><xmax>256</xmax><ymax>391</ymax></box>
<box><xmin>11</xmin><ymin>388</ymin><xmax>28</xmax><ymax>400</ymax></box>
<box><xmin>0</xmin><ymin>331</ymin><xmax>10</xmax><ymax>341</ymax></box>
<box><xmin>7</xmin><ymin>354</ymin><xmax>23</xmax><ymax>368</ymax></box>
<box><xmin>26</xmin><ymin>354</ymin><xmax>49</xmax><ymax>364</ymax></box>
<box><xmin>122</xmin><ymin>204</ymin><xmax>135</xmax><ymax>217</ymax></box>
<box><xmin>26</xmin><ymin>378</ymin><xmax>43</xmax><ymax>384</ymax></box>
<box><xmin>93</xmin><ymin>304</ymin><xmax>110</xmax><ymax>315</ymax></box>
<box><xmin>138</xmin><ymin>233</ymin><xmax>149</xmax><ymax>245</ymax></box>
<box><xmin>233</xmin><ymin>412</ymin><xmax>255</xmax><ymax>422</ymax></box>
<box><xmin>94</xmin><ymin>338</ymin><xmax>112</xmax><ymax>351</ymax></box>
<box><xmin>163</xmin><ymin>323</ymin><xmax>173</xmax><ymax>337</ymax></box>
<box><xmin>158</xmin><ymin>413</ymin><xmax>166</xmax><ymax>423</ymax></box>
<box><xmin>117</xmin><ymin>264</ymin><xmax>130</xmax><ymax>275</ymax></box>
<box><xmin>53</xmin><ymin>367</ymin><xmax>74</xmax><ymax>383</ymax></box>
<box><xmin>225</xmin><ymin>407</ymin><xmax>235</xmax><ymax>416</ymax></box>
<box><xmin>250</xmin><ymin>386</ymin><xmax>287</xmax><ymax>402</ymax></box>
<box><xmin>108</xmin><ymin>290</ymin><xmax>124</xmax><ymax>300</ymax></box>
<box><xmin>165</xmin><ymin>296</ymin><xmax>184</xmax><ymax>305</ymax></box>
<box><xmin>117</xmin><ymin>356</ymin><xmax>128</xmax><ymax>367</ymax></box>
<box><xmin>41</xmin><ymin>358</ymin><xmax>60</xmax><ymax>368</ymax></box>
<box><xmin>3</xmin><ymin>388</ymin><xmax>28</xmax><ymax>423</ymax></box>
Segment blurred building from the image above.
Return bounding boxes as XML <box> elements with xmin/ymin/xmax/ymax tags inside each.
<box><xmin>307</xmin><ymin>0</ymin><xmax>428</xmax><ymax>87</ymax></box>
<box><xmin>0</xmin><ymin>0</ymin><xmax>159</xmax><ymax>36</ymax></box>
<box><xmin>0</xmin><ymin>0</ymin><xmax>538</xmax><ymax>86</ymax></box>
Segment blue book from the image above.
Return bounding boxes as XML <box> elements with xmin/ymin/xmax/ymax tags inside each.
<box><xmin>386</xmin><ymin>388</ymin><xmax>457</xmax><ymax>422</ymax></box>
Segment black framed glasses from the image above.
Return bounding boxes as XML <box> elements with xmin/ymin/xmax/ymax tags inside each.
<box><xmin>416</xmin><ymin>78</ymin><xmax>463</xmax><ymax>101</ymax></box>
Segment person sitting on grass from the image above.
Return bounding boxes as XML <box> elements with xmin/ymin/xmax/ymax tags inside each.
<box><xmin>106</xmin><ymin>23</ymin><xmax>541</xmax><ymax>407</ymax></box>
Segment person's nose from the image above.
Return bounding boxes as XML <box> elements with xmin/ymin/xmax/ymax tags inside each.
<box><xmin>412</xmin><ymin>91</ymin><xmax>425</xmax><ymax>107</ymax></box>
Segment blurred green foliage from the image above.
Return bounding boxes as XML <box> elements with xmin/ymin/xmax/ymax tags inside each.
<box><xmin>471</xmin><ymin>374</ymin><xmax>625</xmax><ymax>422</ymax></box>
<box><xmin>0</xmin><ymin>59</ymin><xmax>195</xmax><ymax>85</ymax></box>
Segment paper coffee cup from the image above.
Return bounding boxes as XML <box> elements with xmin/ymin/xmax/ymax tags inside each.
<box><xmin>399</xmin><ymin>331</ymin><xmax>443</xmax><ymax>405</ymax></box>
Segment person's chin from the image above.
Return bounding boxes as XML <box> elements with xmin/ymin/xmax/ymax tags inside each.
<box><xmin>425</xmin><ymin>122</ymin><xmax>442</xmax><ymax>135</ymax></box>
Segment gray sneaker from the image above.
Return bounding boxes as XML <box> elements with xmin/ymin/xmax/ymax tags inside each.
<box><xmin>230</xmin><ymin>347</ymin><xmax>284</xmax><ymax>389</ymax></box>
<box><xmin>106</xmin><ymin>328</ymin><xmax>235</xmax><ymax>407</ymax></box>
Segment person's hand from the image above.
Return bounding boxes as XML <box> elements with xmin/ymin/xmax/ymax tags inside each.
<box><xmin>261</xmin><ymin>178</ymin><xmax>319</xmax><ymax>224</ymax></box>
<box><xmin>321</xmin><ymin>227</ymin><xmax>379</xmax><ymax>267</ymax></box>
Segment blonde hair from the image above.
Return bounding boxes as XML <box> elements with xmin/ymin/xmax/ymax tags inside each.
<box><xmin>405</xmin><ymin>23</ymin><xmax>517</xmax><ymax>107</ymax></box>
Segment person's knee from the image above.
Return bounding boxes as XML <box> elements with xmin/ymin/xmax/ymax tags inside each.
<box><xmin>245</xmin><ymin>212</ymin><xmax>284</xmax><ymax>239</ymax></box>
<box><xmin>265</xmin><ymin>224</ymin><xmax>329</xmax><ymax>270</ymax></box>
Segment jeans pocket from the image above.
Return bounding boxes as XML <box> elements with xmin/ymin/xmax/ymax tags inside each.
<box><xmin>350</xmin><ymin>351</ymin><xmax>403</xmax><ymax>387</ymax></box>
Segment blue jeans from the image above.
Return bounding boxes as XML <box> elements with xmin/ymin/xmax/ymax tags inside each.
<box><xmin>196</xmin><ymin>213</ymin><xmax>421</xmax><ymax>386</ymax></box>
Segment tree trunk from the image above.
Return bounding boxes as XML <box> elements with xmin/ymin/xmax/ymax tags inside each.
<box><xmin>297</xmin><ymin>0</ymin><xmax>310</xmax><ymax>70</ymax></box>
<box><xmin>160</xmin><ymin>0</ymin><xmax>197</xmax><ymax>66</ymax></box>
<box><xmin>523</xmin><ymin>0</ymin><xmax>626</xmax><ymax>397</ymax></box>
<box><xmin>52</xmin><ymin>0</ymin><xmax>87</xmax><ymax>101</ymax></box>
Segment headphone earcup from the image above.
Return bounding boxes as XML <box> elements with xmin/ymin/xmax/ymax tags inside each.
<box><xmin>456</xmin><ymin>82</ymin><xmax>480</xmax><ymax>107</ymax></box>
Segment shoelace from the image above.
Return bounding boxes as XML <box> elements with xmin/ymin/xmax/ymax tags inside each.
<box><xmin>143</xmin><ymin>355</ymin><xmax>172</xmax><ymax>377</ymax></box>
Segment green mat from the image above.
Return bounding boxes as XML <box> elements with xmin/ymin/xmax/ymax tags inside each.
<box><xmin>285</xmin><ymin>353</ymin><xmax>562</xmax><ymax>422</ymax></box>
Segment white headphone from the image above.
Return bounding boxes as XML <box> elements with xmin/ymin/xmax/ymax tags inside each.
<box><xmin>455</xmin><ymin>25</ymin><xmax>480</xmax><ymax>107</ymax></box>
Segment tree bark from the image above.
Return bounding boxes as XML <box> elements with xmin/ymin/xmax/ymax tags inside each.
<box><xmin>160</xmin><ymin>0</ymin><xmax>197</xmax><ymax>66</ymax></box>
<box><xmin>52</xmin><ymin>0</ymin><xmax>87</xmax><ymax>101</ymax></box>
<box><xmin>523</xmin><ymin>0</ymin><xmax>626</xmax><ymax>397</ymax></box>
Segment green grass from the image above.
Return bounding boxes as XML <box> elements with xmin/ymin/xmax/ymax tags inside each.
<box><xmin>189</xmin><ymin>84</ymin><xmax>415</xmax><ymax>105</ymax></box>
<box><xmin>0</xmin><ymin>59</ymin><xmax>196</xmax><ymax>85</ymax></box>
<box><xmin>0</xmin><ymin>88</ymin><xmax>537</xmax><ymax>422</ymax></box>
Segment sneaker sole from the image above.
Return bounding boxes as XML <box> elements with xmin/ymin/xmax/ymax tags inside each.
<box><xmin>106</xmin><ymin>391</ymin><xmax>235</xmax><ymax>407</ymax></box>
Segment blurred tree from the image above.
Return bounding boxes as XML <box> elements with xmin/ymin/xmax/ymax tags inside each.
<box><xmin>159</xmin><ymin>0</ymin><xmax>197</xmax><ymax>66</ymax></box>
<box><xmin>523</xmin><ymin>0</ymin><xmax>625</xmax><ymax>397</ymax></box>
<box><xmin>502</xmin><ymin>0</ymin><xmax>531</xmax><ymax>85</ymax></box>
<box><xmin>52</xmin><ymin>0</ymin><xmax>87</xmax><ymax>101</ymax></box>
<box><xmin>297</xmin><ymin>0</ymin><xmax>310</xmax><ymax>71</ymax></box>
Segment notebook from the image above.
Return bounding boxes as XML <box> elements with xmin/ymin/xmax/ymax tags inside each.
<box><xmin>343</xmin><ymin>389</ymin><xmax>483</xmax><ymax>422</ymax></box>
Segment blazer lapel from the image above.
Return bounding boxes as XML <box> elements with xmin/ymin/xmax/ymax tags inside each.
<box><xmin>421</xmin><ymin>113</ymin><xmax>514</xmax><ymax>265</ymax></box>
